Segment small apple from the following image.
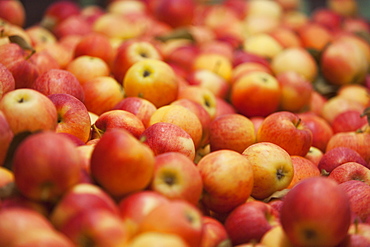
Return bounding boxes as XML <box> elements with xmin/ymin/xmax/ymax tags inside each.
<box><xmin>52</xmin><ymin>15</ymin><xmax>92</xmax><ymax>39</ymax></box>
<box><xmin>257</xmin><ymin>111</ymin><xmax>313</xmax><ymax>156</ymax></box>
<box><xmin>328</xmin><ymin>161</ymin><xmax>370</xmax><ymax>185</ymax></box>
<box><xmin>40</xmin><ymin>0</ymin><xmax>80</xmax><ymax>31</ymax></box>
<box><xmin>0</xmin><ymin>88</ymin><xmax>58</xmax><ymax>134</ymax></box>
<box><xmin>280</xmin><ymin>177</ymin><xmax>352</xmax><ymax>247</ymax></box>
<box><xmin>200</xmin><ymin>216</ymin><xmax>231</xmax><ymax>247</ymax></box>
<box><xmin>311</xmin><ymin>8</ymin><xmax>342</xmax><ymax>31</ymax></box>
<box><xmin>224</xmin><ymin>200</ymin><xmax>280</xmax><ymax>245</ymax></box>
<box><xmin>331</xmin><ymin>110</ymin><xmax>368</xmax><ymax>134</ymax></box>
<box><xmin>296</xmin><ymin>22</ymin><xmax>333</xmax><ymax>52</ymax></box>
<box><xmin>243</xmin><ymin>33</ymin><xmax>283</xmax><ymax>60</ymax></box>
<box><xmin>242</xmin><ymin>142</ymin><xmax>294</xmax><ymax>200</ymax></box>
<box><xmin>197</xmin><ymin>149</ymin><xmax>254</xmax><ymax>213</ymax></box>
<box><xmin>260</xmin><ymin>225</ymin><xmax>294</xmax><ymax>247</ymax></box>
<box><xmin>305</xmin><ymin>146</ymin><xmax>324</xmax><ymax>166</ymax></box>
<box><xmin>0</xmin><ymin>0</ymin><xmax>25</xmax><ymax>27</ymax></box>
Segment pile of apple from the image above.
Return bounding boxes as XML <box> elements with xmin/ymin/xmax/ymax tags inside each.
<box><xmin>0</xmin><ymin>0</ymin><xmax>370</xmax><ymax>246</ymax></box>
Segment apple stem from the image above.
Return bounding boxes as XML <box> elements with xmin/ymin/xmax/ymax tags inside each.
<box><xmin>92</xmin><ymin>124</ymin><xmax>104</xmax><ymax>139</ymax></box>
<box><xmin>295</xmin><ymin>118</ymin><xmax>302</xmax><ymax>128</ymax></box>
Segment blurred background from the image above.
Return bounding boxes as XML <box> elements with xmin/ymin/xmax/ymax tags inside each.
<box><xmin>18</xmin><ymin>0</ymin><xmax>370</xmax><ymax>28</ymax></box>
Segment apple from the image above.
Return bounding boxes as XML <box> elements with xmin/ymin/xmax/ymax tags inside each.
<box><xmin>326</xmin><ymin>130</ymin><xmax>370</xmax><ymax>164</ymax></box>
<box><xmin>12</xmin><ymin>131</ymin><xmax>82</xmax><ymax>202</ymax></box>
<box><xmin>59</xmin><ymin>208</ymin><xmax>128</xmax><ymax>246</ymax></box>
<box><xmin>208</xmin><ymin>113</ymin><xmax>256</xmax><ymax>153</ymax></box>
<box><xmin>230</xmin><ymin>71</ymin><xmax>281</xmax><ymax>118</ymax></box>
<box><xmin>48</xmin><ymin>93</ymin><xmax>91</xmax><ymax>143</ymax></box>
<box><xmin>287</xmin><ymin>155</ymin><xmax>321</xmax><ymax>189</ymax></box>
<box><xmin>137</xmin><ymin>199</ymin><xmax>204</xmax><ymax>247</ymax></box>
<box><xmin>80</xmin><ymin>4</ymin><xmax>105</xmax><ymax>24</ymax></box>
<box><xmin>232</xmin><ymin>49</ymin><xmax>271</xmax><ymax>70</ymax></box>
<box><xmin>39</xmin><ymin>41</ymin><xmax>74</xmax><ymax>69</ymax></box>
<box><xmin>242</xmin><ymin>142</ymin><xmax>294</xmax><ymax>200</ymax></box>
<box><xmin>318</xmin><ymin>147</ymin><xmax>369</xmax><ymax>174</ymax></box>
<box><xmin>342</xmin><ymin>17</ymin><xmax>370</xmax><ymax>33</ymax></box>
<box><xmin>52</xmin><ymin>15</ymin><xmax>92</xmax><ymax>39</ymax></box>
<box><xmin>338</xmin><ymin>180</ymin><xmax>370</xmax><ymax>223</ymax></box>
<box><xmin>223</xmin><ymin>200</ymin><xmax>280</xmax><ymax>245</ymax></box>
<box><xmin>40</xmin><ymin>0</ymin><xmax>80</xmax><ymax>31</ymax></box>
<box><xmin>328</xmin><ymin>161</ymin><xmax>370</xmax><ymax>185</ymax></box>
<box><xmin>118</xmin><ymin>190</ymin><xmax>169</xmax><ymax>237</ymax></box>
<box><xmin>25</xmin><ymin>25</ymin><xmax>56</xmax><ymax>48</ymax></box>
<box><xmin>298</xmin><ymin>112</ymin><xmax>334</xmax><ymax>152</ymax></box>
<box><xmin>66</xmin><ymin>55</ymin><xmax>110</xmax><ymax>85</ymax></box>
<box><xmin>0</xmin><ymin>88</ymin><xmax>58</xmax><ymax>134</ymax></box>
<box><xmin>0</xmin><ymin>62</ymin><xmax>15</xmax><ymax>99</ymax></box>
<box><xmin>0</xmin><ymin>110</ymin><xmax>13</xmax><ymax>166</ymax></box>
<box><xmin>74</xmin><ymin>32</ymin><xmax>115</xmax><ymax>67</ymax></box>
<box><xmin>113</xmin><ymin>96</ymin><xmax>157</xmax><ymax>129</ymax></box>
<box><xmin>49</xmin><ymin>183</ymin><xmax>119</xmax><ymax>230</ymax></box>
<box><xmin>337</xmin><ymin>222</ymin><xmax>370</xmax><ymax>247</ymax></box>
<box><xmin>0</xmin><ymin>0</ymin><xmax>25</xmax><ymax>27</ymax></box>
<box><xmin>244</xmin><ymin>15</ymin><xmax>280</xmax><ymax>36</ymax></box>
<box><xmin>281</xmin><ymin>10</ymin><xmax>309</xmax><ymax>32</ymax></box>
<box><xmin>150</xmin><ymin>152</ymin><xmax>203</xmax><ymax>205</ymax></box>
<box><xmin>7</xmin><ymin>228</ymin><xmax>75</xmax><ymax>246</ymax></box>
<box><xmin>127</xmin><ymin>232</ymin><xmax>189</xmax><ymax>247</ymax></box>
<box><xmin>308</xmin><ymin>90</ymin><xmax>328</xmax><ymax>116</ymax></box>
<box><xmin>140</xmin><ymin>122</ymin><xmax>196</xmax><ymax>161</ymax></box>
<box><xmin>305</xmin><ymin>146</ymin><xmax>324</xmax><ymax>166</ymax></box>
<box><xmin>123</xmin><ymin>58</ymin><xmax>179</xmax><ymax>108</ymax></box>
<box><xmin>197</xmin><ymin>149</ymin><xmax>254</xmax><ymax>213</ymax></box>
<box><xmin>231</xmin><ymin>62</ymin><xmax>273</xmax><ymax>84</ymax></box>
<box><xmin>280</xmin><ymin>176</ymin><xmax>352</xmax><ymax>247</ymax></box>
<box><xmin>268</xmin><ymin>26</ymin><xmax>302</xmax><ymax>49</ymax></box>
<box><xmin>81</xmin><ymin>76</ymin><xmax>125</xmax><ymax>116</ymax></box>
<box><xmin>0</xmin><ymin>20</ymin><xmax>31</xmax><ymax>46</ymax></box>
<box><xmin>214</xmin><ymin>97</ymin><xmax>236</xmax><ymax>118</ymax></box>
<box><xmin>32</xmin><ymin>68</ymin><xmax>85</xmax><ymax>102</ymax></box>
<box><xmin>320</xmin><ymin>38</ymin><xmax>368</xmax><ymax>86</ymax></box>
<box><xmin>112</xmin><ymin>39</ymin><xmax>163</xmax><ymax>84</ymax></box>
<box><xmin>311</xmin><ymin>8</ymin><xmax>342</xmax><ymax>31</ymax></box>
<box><xmin>149</xmin><ymin>104</ymin><xmax>203</xmax><ymax>150</ymax></box>
<box><xmin>260</xmin><ymin>225</ymin><xmax>294</xmax><ymax>247</ymax></box>
<box><xmin>296</xmin><ymin>22</ymin><xmax>333</xmax><ymax>52</ymax></box>
<box><xmin>30</xmin><ymin>48</ymin><xmax>61</xmax><ymax>76</ymax></box>
<box><xmin>92</xmin><ymin>109</ymin><xmax>145</xmax><ymax>139</ymax></box>
<box><xmin>321</xmin><ymin>96</ymin><xmax>365</xmax><ymax>124</ymax></box>
<box><xmin>106</xmin><ymin>0</ymin><xmax>147</xmax><ymax>16</ymax></box>
<box><xmin>327</xmin><ymin>0</ymin><xmax>358</xmax><ymax>17</ymax></box>
<box><xmin>271</xmin><ymin>47</ymin><xmax>318</xmax><ymax>82</ymax></box>
<box><xmin>200</xmin><ymin>216</ymin><xmax>231</xmax><ymax>247</ymax></box>
<box><xmin>337</xmin><ymin>84</ymin><xmax>370</xmax><ymax>108</ymax></box>
<box><xmin>331</xmin><ymin>110</ymin><xmax>368</xmax><ymax>134</ymax></box>
<box><xmin>90</xmin><ymin>128</ymin><xmax>155</xmax><ymax>198</ymax></box>
<box><xmin>243</xmin><ymin>33</ymin><xmax>283</xmax><ymax>60</ymax></box>
<box><xmin>257</xmin><ymin>111</ymin><xmax>313</xmax><ymax>156</ymax></box>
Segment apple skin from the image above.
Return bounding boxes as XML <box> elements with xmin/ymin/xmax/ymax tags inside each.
<box><xmin>49</xmin><ymin>183</ymin><xmax>119</xmax><ymax>230</ymax></box>
<box><xmin>214</xmin><ymin>97</ymin><xmax>237</xmax><ymax>118</ymax></box>
<box><xmin>113</xmin><ymin>96</ymin><xmax>157</xmax><ymax>129</ymax></box>
<box><xmin>298</xmin><ymin>112</ymin><xmax>334</xmax><ymax>153</ymax></box>
<box><xmin>127</xmin><ymin>232</ymin><xmax>189</xmax><ymax>247</ymax></box>
<box><xmin>150</xmin><ymin>152</ymin><xmax>203</xmax><ymax>205</ymax></box>
<box><xmin>224</xmin><ymin>200</ymin><xmax>280</xmax><ymax>245</ymax></box>
<box><xmin>260</xmin><ymin>225</ymin><xmax>294</xmax><ymax>247</ymax></box>
<box><xmin>296</xmin><ymin>22</ymin><xmax>333</xmax><ymax>52</ymax></box>
<box><xmin>118</xmin><ymin>190</ymin><xmax>169</xmax><ymax>237</ymax></box>
<box><xmin>48</xmin><ymin>93</ymin><xmax>91</xmax><ymax>143</ymax></box>
<box><xmin>257</xmin><ymin>111</ymin><xmax>313</xmax><ymax>157</ymax></box>
<box><xmin>90</xmin><ymin>128</ymin><xmax>155</xmax><ymax>198</ymax></box>
<box><xmin>305</xmin><ymin>146</ymin><xmax>324</xmax><ymax>167</ymax></box>
<box><xmin>12</xmin><ymin>131</ymin><xmax>82</xmax><ymax>202</ymax></box>
<box><xmin>280</xmin><ymin>176</ymin><xmax>352</xmax><ymax>247</ymax></box>
<box><xmin>200</xmin><ymin>216</ymin><xmax>231</xmax><ymax>247</ymax></box>
<box><xmin>331</xmin><ymin>110</ymin><xmax>368</xmax><ymax>134</ymax></box>
<box><xmin>0</xmin><ymin>88</ymin><xmax>58</xmax><ymax>135</ymax></box>
<box><xmin>40</xmin><ymin>0</ymin><xmax>80</xmax><ymax>31</ymax></box>
<box><xmin>123</xmin><ymin>59</ymin><xmax>179</xmax><ymax>108</ymax></box>
<box><xmin>0</xmin><ymin>62</ymin><xmax>15</xmax><ymax>99</ymax></box>
<box><xmin>337</xmin><ymin>222</ymin><xmax>370</xmax><ymax>247</ymax></box>
<box><xmin>0</xmin><ymin>0</ymin><xmax>25</xmax><ymax>27</ymax></box>
<box><xmin>338</xmin><ymin>180</ymin><xmax>370</xmax><ymax>222</ymax></box>
<box><xmin>287</xmin><ymin>155</ymin><xmax>321</xmax><ymax>189</ymax></box>
<box><xmin>197</xmin><ymin>149</ymin><xmax>254</xmax><ymax>213</ymax></box>
<box><xmin>242</xmin><ymin>142</ymin><xmax>294</xmax><ymax>200</ymax></box>
<box><xmin>328</xmin><ymin>161</ymin><xmax>370</xmax><ymax>185</ymax></box>
<box><xmin>311</xmin><ymin>8</ymin><xmax>342</xmax><ymax>31</ymax></box>
<box><xmin>0</xmin><ymin>111</ymin><xmax>13</xmax><ymax>166</ymax></box>
<box><xmin>137</xmin><ymin>199</ymin><xmax>204</xmax><ymax>247</ymax></box>
<box><xmin>208</xmin><ymin>113</ymin><xmax>256</xmax><ymax>153</ymax></box>
<box><xmin>81</xmin><ymin>76</ymin><xmax>125</xmax><ymax>116</ymax></box>
<box><xmin>32</xmin><ymin>69</ymin><xmax>85</xmax><ymax>102</ymax></box>
<box><xmin>52</xmin><ymin>15</ymin><xmax>92</xmax><ymax>39</ymax></box>
<box><xmin>318</xmin><ymin>147</ymin><xmax>369</xmax><ymax>174</ymax></box>
<box><xmin>230</xmin><ymin>71</ymin><xmax>281</xmax><ymax>118</ymax></box>
<box><xmin>92</xmin><ymin>109</ymin><xmax>146</xmax><ymax>139</ymax></box>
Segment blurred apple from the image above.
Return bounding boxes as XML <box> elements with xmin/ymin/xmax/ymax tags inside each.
<box><xmin>308</xmin><ymin>90</ymin><xmax>328</xmax><ymax>116</ymax></box>
<box><xmin>200</xmin><ymin>216</ymin><xmax>231</xmax><ymax>247</ymax></box>
<box><xmin>40</xmin><ymin>0</ymin><xmax>80</xmax><ymax>31</ymax></box>
<box><xmin>281</xmin><ymin>177</ymin><xmax>352</xmax><ymax>247</ymax></box>
<box><xmin>90</xmin><ymin>128</ymin><xmax>155</xmax><ymax>198</ymax></box>
<box><xmin>0</xmin><ymin>88</ymin><xmax>58</xmax><ymax>134</ymax></box>
<box><xmin>208</xmin><ymin>113</ymin><xmax>256</xmax><ymax>153</ymax></box>
<box><xmin>123</xmin><ymin>59</ymin><xmax>179</xmax><ymax>108</ymax></box>
<box><xmin>214</xmin><ymin>97</ymin><xmax>237</xmax><ymax>118</ymax></box>
<box><xmin>328</xmin><ymin>161</ymin><xmax>370</xmax><ymax>185</ymax></box>
<box><xmin>260</xmin><ymin>225</ymin><xmax>294</xmax><ymax>247</ymax></box>
<box><xmin>337</xmin><ymin>84</ymin><xmax>370</xmax><ymax>108</ymax></box>
<box><xmin>48</xmin><ymin>93</ymin><xmax>91</xmax><ymax>143</ymax></box>
<box><xmin>337</xmin><ymin>222</ymin><xmax>370</xmax><ymax>247</ymax></box>
<box><xmin>296</xmin><ymin>22</ymin><xmax>333</xmax><ymax>52</ymax></box>
<box><xmin>321</xmin><ymin>96</ymin><xmax>365</xmax><ymax>124</ymax></box>
<box><xmin>140</xmin><ymin>122</ymin><xmax>196</xmax><ymax>161</ymax></box>
<box><xmin>268</xmin><ymin>26</ymin><xmax>302</xmax><ymax>48</ymax></box>
<box><xmin>287</xmin><ymin>155</ymin><xmax>321</xmax><ymax>189</ymax></box>
<box><xmin>305</xmin><ymin>146</ymin><xmax>324</xmax><ymax>166</ymax></box>
<box><xmin>311</xmin><ymin>8</ymin><xmax>342</xmax><ymax>31</ymax></box>
<box><xmin>12</xmin><ymin>131</ymin><xmax>82</xmax><ymax>202</ymax></box>
<box><xmin>257</xmin><ymin>111</ymin><xmax>313</xmax><ymax>156</ymax></box>
<box><xmin>327</xmin><ymin>0</ymin><xmax>358</xmax><ymax>17</ymax></box>
<box><xmin>230</xmin><ymin>71</ymin><xmax>281</xmax><ymax>118</ymax></box>
<box><xmin>0</xmin><ymin>110</ymin><xmax>13</xmax><ymax>166</ymax></box>
<box><xmin>0</xmin><ymin>62</ymin><xmax>15</xmax><ymax>99</ymax></box>
<box><xmin>197</xmin><ymin>149</ymin><xmax>254</xmax><ymax>213</ymax></box>
<box><xmin>242</xmin><ymin>142</ymin><xmax>293</xmax><ymax>200</ymax></box>
<box><xmin>0</xmin><ymin>0</ymin><xmax>25</xmax><ymax>27</ymax></box>
<box><xmin>243</xmin><ymin>33</ymin><xmax>283</xmax><ymax>60</ymax></box>
<box><xmin>192</xmin><ymin>52</ymin><xmax>233</xmax><ymax>82</ymax></box>
<box><xmin>127</xmin><ymin>232</ymin><xmax>189</xmax><ymax>247</ymax></box>
<box><xmin>52</xmin><ymin>15</ymin><xmax>92</xmax><ymax>39</ymax></box>
<box><xmin>224</xmin><ymin>200</ymin><xmax>280</xmax><ymax>245</ymax></box>
<box><xmin>331</xmin><ymin>110</ymin><xmax>368</xmax><ymax>133</ymax></box>
<box><xmin>281</xmin><ymin>10</ymin><xmax>309</xmax><ymax>32</ymax></box>
<box><xmin>231</xmin><ymin>62</ymin><xmax>273</xmax><ymax>84</ymax></box>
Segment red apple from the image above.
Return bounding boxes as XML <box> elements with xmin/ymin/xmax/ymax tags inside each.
<box><xmin>12</xmin><ymin>131</ymin><xmax>82</xmax><ymax>202</ymax></box>
<box><xmin>137</xmin><ymin>199</ymin><xmax>204</xmax><ymax>247</ymax></box>
<box><xmin>150</xmin><ymin>152</ymin><xmax>203</xmax><ymax>205</ymax></box>
<box><xmin>318</xmin><ymin>147</ymin><xmax>369</xmax><ymax>174</ymax></box>
<box><xmin>48</xmin><ymin>93</ymin><xmax>91</xmax><ymax>143</ymax></box>
<box><xmin>33</xmin><ymin>68</ymin><xmax>84</xmax><ymax>102</ymax></box>
<box><xmin>337</xmin><ymin>222</ymin><xmax>370</xmax><ymax>247</ymax></box>
<box><xmin>305</xmin><ymin>146</ymin><xmax>324</xmax><ymax>166</ymax></box>
<box><xmin>224</xmin><ymin>201</ymin><xmax>280</xmax><ymax>245</ymax></box>
<box><xmin>311</xmin><ymin>8</ymin><xmax>342</xmax><ymax>31</ymax></box>
<box><xmin>127</xmin><ymin>232</ymin><xmax>189</xmax><ymax>247</ymax></box>
<box><xmin>197</xmin><ymin>149</ymin><xmax>254</xmax><ymax>213</ymax></box>
<box><xmin>0</xmin><ymin>62</ymin><xmax>15</xmax><ymax>99</ymax></box>
<box><xmin>296</xmin><ymin>22</ymin><xmax>333</xmax><ymax>52</ymax></box>
<box><xmin>52</xmin><ymin>15</ymin><xmax>92</xmax><ymax>39</ymax></box>
<box><xmin>331</xmin><ymin>110</ymin><xmax>368</xmax><ymax>134</ymax></box>
<box><xmin>200</xmin><ymin>216</ymin><xmax>231</xmax><ymax>247</ymax></box>
<box><xmin>0</xmin><ymin>111</ymin><xmax>13</xmax><ymax>166</ymax></box>
<box><xmin>0</xmin><ymin>88</ymin><xmax>58</xmax><ymax>135</ymax></box>
<box><xmin>92</xmin><ymin>109</ymin><xmax>145</xmax><ymax>139</ymax></box>
<box><xmin>257</xmin><ymin>111</ymin><xmax>313</xmax><ymax>156</ymax></box>
<box><xmin>328</xmin><ymin>161</ymin><xmax>370</xmax><ymax>185</ymax></box>
<box><xmin>280</xmin><ymin>177</ymin><xmax>352</xmax><ymax>247</ymax></box>
<box><xmin>287</xmin><ymin>155</ymin><xmax>321</xmax><ymax>189</ymax></box>
<box><xmin>0</xmin><ymin>0</ymin><xmax>25</xmax><ymax>27</ymax></box>
<box><xmin>90</xmin><ymin>128</ymin><xmax>155</xmax><ymax>198</ymax></box>
<box><xmin>214</xmin><ymin>97</ymin><xmax>237</xmax><ymax>118</ymax></box>
<box><xmin>338</xmin><ymin>180</ymin><xmax>370</xmax><ymax>222</ymax></box>
<box><xmin>40</xmin><ymin>0</ymin><xmax>80</xmax><ymax>31</ymax></box>
<box><xmin>208</xmin><ymin>113</ymin><xmax>256</xmax><ymax>153</ymax></box>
